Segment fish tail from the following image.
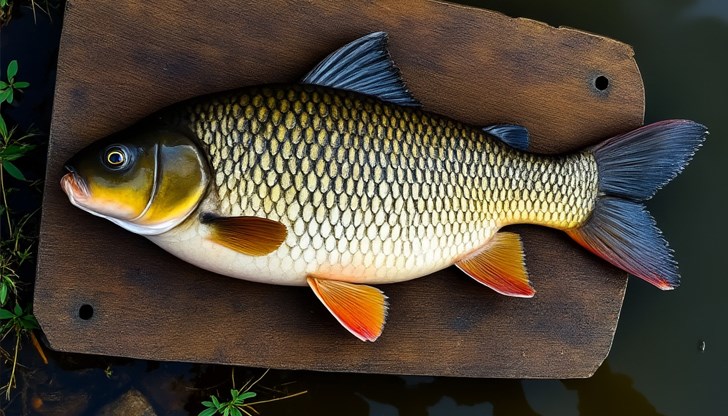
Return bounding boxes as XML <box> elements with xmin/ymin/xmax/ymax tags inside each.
<box><xmin>565</xmin><ymin>120</ymin><xmax>707</xmax><ymax>289</ymax></box>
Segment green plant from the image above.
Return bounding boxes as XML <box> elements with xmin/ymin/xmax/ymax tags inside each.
<box><xmin>200</xmin><ymin>389</ymin><xmax>258</xmax><ymax>416</ymax></box>
<box><xmin>1</xmin><ymin>1</ymin><xmax>59</xmax><ymax>26</ymax></box>
<box><xmin>0</xmin><ymin>111</ymin><xmax>37</xmax><ymax>309</ymax></box>
<box><xmin>0</xmin><ymin>56</ymin><xmax>42</xmax><ymax>401</ymax></box>
<box><xmin>0</xmin><ymin>303</ymin><xmax>38</xmax><ymax>333</ymax></box>
<box><xmin>0</xmin><ymin>60</ymin><xmax>30</xmax><ymax>105</ymax></box>
<box><xmin>0</xmin><ymin>303</ymin><xmax>39</xmax><ymax>398</ymax></box>
<box><xmin>199</xmin><ymin>369</ymin><xmax>306</xmax><ymax>416</ymax></box>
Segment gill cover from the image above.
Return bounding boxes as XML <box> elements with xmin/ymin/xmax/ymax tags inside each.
<box><xmin>63</xmin><ymin>123</ymin><xmax>209</xmax><ymax>236</ymax></box>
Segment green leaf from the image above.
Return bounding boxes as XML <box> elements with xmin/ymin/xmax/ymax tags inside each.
<box><xmin>0</xmin><ymin>284</ymin><xmax>7</xmax><ymax>305</ymax></box>
<box><xmin>0</xmin><ymin>81</ymin><xmax>7</xmax><ymax>89</ymax></box>
<box><xmin>3</xmin><ymin>161</ymin><xmax>26</xmax><ymax>181</ymax></box>
<box><xmin>211</xmin><ymin>395</ymin><xmax>220</xmax><ymax>408</ymax></box>
<box><xmin>6</xmin><ymin>89</ymin><xmax>13</xmax><ymax>104</ymax></box>
<box><xmin>0</xmin><ymin>115</ymin><xmax>6</xmax><ymax>138</ymax></box>
<box><xmin>201</xmin><ymin>401</ymin><xmax>214</xmax><ymax>408</ymax></box>
<box><xmin>223</xmin><ymin>408</ymin><xmax>230</xmax><ymax>416</ymax></box>
<box><xmin>230</xmin><ymin>408</ymin><xmax>243</xmax><ymax>416</ymax></box>
<box><xmin>1</xmin><ymin>144</ymin><xmax>34</xmax><ymax>161</ymax></box>
<box><xmin>199</xmin><ymin>408</ymin><xmax>218</xmax><ymax>416</ymax></box>
<box><xmin>13</xmin><ymin>303</ymin><xmax>22</xmax><ymax>315</ymax></box>
<box><xmin>7</xmin><ymin>60</ymin><xmax>18</xmax><ymax>80</ymax></box>
<box><xmin>0</xmin><ymin>308</ymin><xmax>15</xmax><ymax>320</ymax></box>
<box><xmin>230</xmin><ymin>389</ymin><xmax>238</xmax><ymax>399</ymax></box>
<box><xmin>20</xmin><ymin>314</ymin><xmax>39</xmax><ymax>330</ymax></box>
<box><xmin>12</xmin><ymin>81</ymin><xmax>29</xmax><ymax>89</ymax></box>
<box><xmin>238</xmin><ymin>392</ymin><xmax>256</xmax><ymax>401</ymax></box>
<box><xmin>0</xmin><ymin>89</ymin><xmax>10</xmax><ymax>104</ymax></box>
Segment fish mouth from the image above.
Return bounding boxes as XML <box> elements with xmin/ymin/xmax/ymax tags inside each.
<box><xmin>60</xmin><ymin>167</ymin><xmax>90</xmax><ymax>206</ymax></box>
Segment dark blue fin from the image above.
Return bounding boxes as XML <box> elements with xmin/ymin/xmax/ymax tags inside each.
<box><xmin>592</xmin><ymin>120</ymin><xmax>707</xmax><ymax>201</ymax></box>
<box><xmin>301</xmin><ymin>32</ymin><xmax>421</xmax><ymax>107</ymax></box>
<box><xmin>483</xmin><ymin>124</ymin><xmax>530</xmax><ymax>151</ymax></box>
<box><xmin>566</xmin><ymin>119</ymin><xmax>707</xmax><ymax>289</ymax></box>
<box><xmin>566</xmin><ymin>198</ymin><xmax>678</xmax><ymax>289</ymax></box>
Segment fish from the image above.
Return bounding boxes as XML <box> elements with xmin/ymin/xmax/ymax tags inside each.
<box><xmin>61</xmin><ymin>32</ymin><xmax>707</xmax><ymax>342</ymax></box>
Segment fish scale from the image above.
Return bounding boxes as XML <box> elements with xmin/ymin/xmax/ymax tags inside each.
<box><xmin>175</xmin><ymin>84</ymin><xmax>599</xmax><ymax>284</ymax></box>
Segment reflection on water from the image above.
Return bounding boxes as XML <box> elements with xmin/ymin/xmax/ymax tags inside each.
<box><xmin>301</xmin><ymin>363</ymin><xmax>663</xmax><ymax>416</ymax></box>
<box><xmin>682</xmin><ymin>0</ymin><xmax>728</xmax><ymax>23</ymax></box>
<box><xmin>16</xmin><ymin>351</ymin><xmax>669</xmax><ymax>415</ymax></box>
<box><xmin>561</xmin><ymin>364</ymin><xmax>664</xmax><ymax>416</ymax></box>
<box><xmin>2</xmin><ymin>0</ymin><xmax>725</xmax><ymax>414</ymax></box>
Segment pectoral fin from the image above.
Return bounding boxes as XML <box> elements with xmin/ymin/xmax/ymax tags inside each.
<box><xmin>307</xmin><ymin>276</ymin><xmax>388</xmax><ymax>342</ymax></box>
<box><xmin>202</xmin><ymin>214</ymin><xmax>287</xmax><ymax>256</ymax></box>
<box><xmin>455</xmin><ymin>232</ymin><xmax>535</xmax><ymax>298</ymax></box>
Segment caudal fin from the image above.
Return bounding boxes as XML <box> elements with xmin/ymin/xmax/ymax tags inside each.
<box><xmin>566</xmin><ymin>120</ymin><xmax>707</xmax><ymax>289</ymax></box>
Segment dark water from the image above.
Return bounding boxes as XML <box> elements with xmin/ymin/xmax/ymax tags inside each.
<box><xmin>1</xmin><ymin>0</ymin><xmax>726</xmax><ymax>414</ymax></box>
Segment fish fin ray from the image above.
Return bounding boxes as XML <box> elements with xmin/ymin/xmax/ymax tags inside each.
<box><xmin>483</xmin><ymin>124</ymin><xmax>530</xmax><ymax>151</ymax></box>
<box><xmin>301</xmin><ymin>32</ymin><xmax>421</xmax><ymax>107</ymax></box>
<box><xmin>455</xmin><ymin>232</ymin><xmax>535</xmax><ymax>298</ymax></box>
<box><xmin>566</xmin><ymin>197</ymin><xmax>678</xmax><ymax>289</ymax></box>
<box><xmin>572</xmin><ymin>120</ymin><xmax>708</xmax><ymax>288</ymax></box>
<box><xmin>307</xmin><ymin>276</ymin><xmax>388</xmax><ymax>342</ymax></box>
<box><xmin>202</xmin><ymin>214</ymin><xmax>287</xmax><ymax>256</ymax></box>
<box><xmin>592</xmin><ymin>120</ymin><xmax>707</xmax><ymax>201</ymax></box>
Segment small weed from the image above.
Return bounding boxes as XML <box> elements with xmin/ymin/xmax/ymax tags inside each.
<box><xmin>0</xmin><ymin>56</ymin><xmax>42</xmax><ymax>401</ymax></box>
<box><xmin>0</xmin><ymin>303</ymin><xmax>38</xmax><ymax>334</ymax></box>
<box><xmin>0</xmin><ymin>60</ymin><xmax>30</xmax><ymax>105</ymax></box>
<box><xmin>1</xmin><ymin>1</ymin><xmax>58</xmax><ymax>25</ymax></box>
<box><xmin>200</xmin><ymin>389</ymin><xmax>258</xmax><ymax>416</ymax></box>
<box><xmin>104</xmin><ymin>364</ymin><xmax>113</xmax><ymax>379</ymax></box>
<box><xmin>199</xmin><ymin>369</ymin><xmax>306</xmax><ymax>416</ymax></box>
<box><xmin>0</xmin><ymin>303</ymin><xmax>39</xmax><ymax>398</ymax></box>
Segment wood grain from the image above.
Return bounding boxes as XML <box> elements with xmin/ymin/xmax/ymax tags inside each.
<box><xmin>35</xmin><ymin>0</ymin><xmax>643</xmax><ymax>378</ymax></box>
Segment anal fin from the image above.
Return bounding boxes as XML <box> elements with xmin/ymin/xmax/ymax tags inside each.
<box><xmin>307</xmin><ymin>276</ymin><xmax>388</xmax><ymax>342</ymax></box>
<box><xmin>455</xmin><ymin>232</ymin><xmax>535</xmax><ymax>298</ymax></box>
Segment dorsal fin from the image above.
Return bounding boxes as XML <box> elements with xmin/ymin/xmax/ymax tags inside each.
<box><xmin>301</xmin><ymin>32</ymin><xmax>421</xmax><ymax>107</ymax></box>
<box><xmin>483</xmin><ymin>124</ymin><xmax>530</xmax><ymax>151</ymax></box>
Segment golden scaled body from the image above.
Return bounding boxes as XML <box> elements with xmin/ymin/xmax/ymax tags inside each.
<box><xmin>150</xmin><ymin>85</ymin><xmax>599</xmax><ymax>286</ymax></box>
<box><xmin>61</xmin><ymin>32</ymin><xmax>707</xmax><ymax>340</ymax></box>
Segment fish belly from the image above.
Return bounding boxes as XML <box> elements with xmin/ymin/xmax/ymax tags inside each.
<box><xmin>161</xmin><ymin>85</ymin><xmax>597</xmax><ymax>286</ymax></box>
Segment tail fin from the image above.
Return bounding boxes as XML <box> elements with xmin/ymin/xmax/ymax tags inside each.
<box><xmin>566</xmin><ymin>120</ymin><xmax>707</xmax><ymax>289</ymax></box>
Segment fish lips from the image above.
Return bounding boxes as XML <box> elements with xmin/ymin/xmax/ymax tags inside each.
<box><xmin>60</xmin><ymin>165</ymin><xmax>90</xmax><ymax>205</ymax></box>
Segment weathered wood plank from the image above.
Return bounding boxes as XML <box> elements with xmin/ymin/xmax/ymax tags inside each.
<box><xmin>35</xmin><ymin>0</ymin><xmax>641</xmax><ymax>377</ymax></box>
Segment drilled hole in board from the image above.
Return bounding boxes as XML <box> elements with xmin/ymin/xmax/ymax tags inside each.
<box><xmin>78</xmin><ymin>304</ymin><xmax>94</xmax><ymax>320</ymax></box>
<box><xmin>594</xmin><ymin>75</ymin><xmax>609</xmax><ymax>91</ymax></box>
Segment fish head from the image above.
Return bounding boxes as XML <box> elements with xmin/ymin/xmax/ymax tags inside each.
<box><xmin>61</xmin><ymin>122</ymin><xmax>210</xmax><ymax>236</ymax></box>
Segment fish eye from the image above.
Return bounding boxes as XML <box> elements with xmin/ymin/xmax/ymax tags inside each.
<box><xmin>103</xmin><ymin>145</ymin><xmax>129</xmax><ymax>169</ymax></box>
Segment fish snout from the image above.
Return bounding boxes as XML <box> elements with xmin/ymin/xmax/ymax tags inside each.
<box><xmin>60</xmin><ymin>170</ymin><xmax>90</xmax><ymax>202</ymax></box>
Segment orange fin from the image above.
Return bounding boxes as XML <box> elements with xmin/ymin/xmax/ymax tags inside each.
<box><xmin>455</xmin><ymin>232</ymin><xmax>535</xmax><ymax>298</ymax></box>
<box><xmin>307</xmin><ymin>276</ymin><xmax>388</xmax><ymax>342</ymax></box>
<box><xmin>202</xmin><ymin>214</ymin><xmax>287</xmax><ymax>256</ymax></box>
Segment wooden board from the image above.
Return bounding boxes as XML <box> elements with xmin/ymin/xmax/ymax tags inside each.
<box><xmin>35</xmin><ymin>0</ymin><xmax>644</xmax><ymax>378</ymax></box>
